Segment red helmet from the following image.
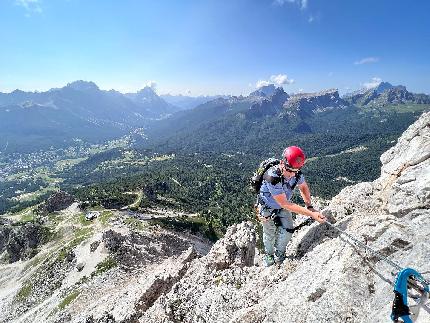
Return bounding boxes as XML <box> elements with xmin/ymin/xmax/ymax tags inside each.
<box><xmin>283</xmin><ymin>146</ymin><xmax>306</xmax><ymax>169</ymax></box>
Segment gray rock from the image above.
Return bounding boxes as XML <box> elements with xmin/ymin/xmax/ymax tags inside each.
<box><xmin>204</xmin><ymin>221</ymin><xmax>256</xmax><ymax>270</ymax></box>
<box><xmin>76</xmin><ymin>262</ymin><xmax>85</xmax><ymax>272</ymax></box>
<box><xmin>284</xmin><ymin>89</ymin><xmax>349</xmax><ymax>115</ymax></box>
<box><xmin>39</xmin><ymin>191</ymin><xmax>75</xmax><ymax>214</ymax></box>
<box><xmin>137</xmin><ymin>111</ymin><xmax>430</xmax><ymax>323</ymax></box>
<box><xmin>376</xmin><ymin>111</ymin><xmax>430</xmax><ymax>216</ymax></box>
<box><xmin>90</xmin><ymin>240</ymin><xmax>101</xmax><ymax>252</ymax></box>
<box><xmin>0</xmin><ymin>222</ymin><xmax>50</xmax><ymax>263</ymax></box>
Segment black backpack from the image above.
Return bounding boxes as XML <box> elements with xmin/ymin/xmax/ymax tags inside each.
<box><xmin>250</xmin><ymin>158</ymin><xmax>302</xmax><ymax>193</ymax></box>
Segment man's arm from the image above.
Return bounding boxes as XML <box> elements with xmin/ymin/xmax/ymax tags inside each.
<box><xmin>298</xmin><ymin>181</ymin><xmax>312</xmax><ymax>208</ymax></box>
<box><xmin>272</xmin><ymin>193</ymin><xmax>326</xmax><ymax>223</ymax></box>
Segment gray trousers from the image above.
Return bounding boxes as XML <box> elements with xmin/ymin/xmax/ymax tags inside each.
<box><xmin>260</xmin><ymin>208</ymin><xmax>294</xmax><ymax>257</ymax></box>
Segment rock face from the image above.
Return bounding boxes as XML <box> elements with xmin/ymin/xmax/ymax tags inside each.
<box><xmin>283</xmin><ymin>89</ymin><xmax>349</xmax><ymax>117</ymax></box>
<box><xmin>246</xmin><ymin>87</ymin><xmax>290</xmax><ymax>118</ymax></box>
<box><xmin>204</xmin><ymin>221</ymin><xmax>256</xmax><ymax>270</ymax></box>
<box><xmin>0</xmin><ymin>222</ymin><xmax>50</xmax><ymax>263</ymax></box>
<box><xmin>125</xmin><ymin>86</ymin><xmax>180</xmax><ymax>117</ymax></box>
<box><xmin>102</xmin><ymin>229</ymin><xmax>192</xmax><ymax>270</ymax></box>
<box><xmin>377</xmin><ymin>111</ymin><xmax>430</xmax><ymax>216</ymax></box>
<box><xmin>40</xmin><ymin>191</ymin><xmax>75</xmax><ymax>214</ymax></box>
<box><xmin>249</xmin><ymin>84</ymin><xmax>278</xmax><ymax>97</ymax></box>
<box><xmin>137</xmin><ymin>111</ymin><xmax>430</xmax><ymax>323</ymax></box>
<box><xmin>344</xmin><ymin>83</ymin><xmax>430</xmax><ymax>107</ymax></box>
<box><xmin>1</xmin><ymin>113</ymin><xmax>428</xmax><ymax>323</ymax></box>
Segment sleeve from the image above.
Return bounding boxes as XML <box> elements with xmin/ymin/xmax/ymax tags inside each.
<box><xmin>266</xmin><ymin>168</ymin><xmax>284</xmax><ymax>196</ymax></box>
<box><xmin>297</xmin><ymin>173</ymin><xmax>305</xmax><ymax>185</ymax></box>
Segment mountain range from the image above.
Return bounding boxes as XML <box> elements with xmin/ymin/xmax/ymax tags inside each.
<box><xmin>160</xmin><ymin>94</ymin><xmax>228</xmax><ymax>110</ymax></box>
<box><xmin>344</xmin><ymin>81</ymin><xmax>430</xmax><ymax>106</ymax></box>
<box><xmin>1</xmin><ymin>80</ymin><xmax>429</xmax><ymax>154</ymax></box>
<box><xmin>0</xmin><ymin>111</ymin><xmax>428</xmax><ymax>323</ymax></box>
<box><xmin>0</xmin><ymin>81</ymin><xmax>178</xmax><ymax>152</ymax></box>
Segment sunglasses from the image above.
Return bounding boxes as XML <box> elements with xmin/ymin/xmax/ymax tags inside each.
<box><xmin>283</xmin><ymin>160</ymin><xmax>300</xmax><ymax>173</ymax></box>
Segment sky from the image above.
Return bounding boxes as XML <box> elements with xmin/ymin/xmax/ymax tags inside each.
<box><xmin>1</xmin><ymin>0</ymin><xmax>429</xmax><ymax>96</ymax></box>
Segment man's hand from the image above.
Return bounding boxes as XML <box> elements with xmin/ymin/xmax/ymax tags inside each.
<box><xmin>310</xmin><ymin>211</ymin><xmax>326</xmax><ymax>223</ymax></box>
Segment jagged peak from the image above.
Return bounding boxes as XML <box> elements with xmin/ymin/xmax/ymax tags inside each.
<box><xmin>250</xmin><ymin>84</ymin><xmax>279</xmax><ymax>97</ymax></box>
<box><xmin>137</xmin><ymin>86</ymin><xmax>157</xmax><ymax>95</ymax></box>
<box><xmin>290</xmin><ymin>88</ymin><xmax>339</xmax><ymax>98</ymax></box>
<box><xmin>65</xmin><ymin>80</ymin><xmax>100</xmax><ymax>92</ymax></box>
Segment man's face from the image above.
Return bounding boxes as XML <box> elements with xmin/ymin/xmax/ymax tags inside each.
<box><xmin>281</xmin><ymin>160</ymin><xmax>298</xmax><ymax>178</ymax></box>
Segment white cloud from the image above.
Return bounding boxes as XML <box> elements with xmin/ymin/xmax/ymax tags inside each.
<box><xmin>308</xmin><ymin>15</ymin><xmax>314</xmax><ymax>23</ymax></box>
<box><xmin>256</xmin><ymin>80</ymin><xmax>271</xmax><ymax>88</ymax></box>
<box><xmin>270</xmin><ymin>74</ymin><xmax>294</xmax><ymax>85</ymax></box>
<box><xmin>362</xmin><ymin>77</ymin><xmax>382</xmax><ymax>89</ymax></box>
<box><xmin>301</xmin><ymin>0</ymin><xmax>308</xmax><ymax>9</ymax></box>
<box><xmin>15</xmin><ymin>0</ymin><xmax>42</xmax><ymax>15</ymax></box>
<box><xmin>354</xmin><ymin>57</ymin><xmax>379</xmax><ymax>65</ymax></box>
<box><xmin>145</xmin><ymin>81</ymin><xmax>157</xmax><ymax>90</ymax></box>
<box><xmin>274</xmin><ymin>0</ymin><xmax>308</xmax><ymax>10</ymax></box>
<box><xmin>274</xmin><ymin>0</ymin><xmax>295</xmax><ymax>5</ymax></box>
<box><xmin>256</xmin><ymin>74</ymin><xmax>294</xmax><ymax>89</ymax></box>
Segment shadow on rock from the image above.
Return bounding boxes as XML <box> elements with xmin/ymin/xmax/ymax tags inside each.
<box><xmin>294</xmin><ymin>212</ymin><xmax>346</xmax><ymax>259</ymax></box>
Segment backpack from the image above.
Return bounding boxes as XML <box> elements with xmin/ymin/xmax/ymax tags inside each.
<box><xmin>250</xmin><ymin>158</ymin><xmax>303</xmax><ymax>193</ymax></box>
<box><xmin>250</xmin><ymin>158</ymin><xmax>280</xmax><ymax>193</ymax></box>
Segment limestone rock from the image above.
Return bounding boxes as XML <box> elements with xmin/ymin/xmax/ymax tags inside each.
<box><xmin>137</xmin><ymin>111</ymin><xmax>430</xmax><ymax>323</ymax></box>
<box><xmin>40</xmin><ymin>191</ymin><xmax>75</xmax><ymax>214</ymax></box>
<box><xmin>76</xmin><ymin>262</ymin><xmax>85</xmax><ymax>272</ymax></box>
<box><xmin>284</xmin><ymin>89</ymin><xmax>349</xmax><ymax>115</ymax></box>
<box><xmin>377</xmin><ymin>111</ymin><xmax>430</xmax><ymax>216</ymax></box>
<box><xmin>90</xmin><ymin>240</ymin><xmax>101</xmax><ymax>252</ymax></box>
<box><xmin>204</xmin><ymin>221</ymin><xmax>256</xmax><ymax>270</ymax></box>
<box><xmin>0</xmin><ymin>222</ymin><xmax>51</xmax><ymax>263</ymax></box>
<box><xmin>2</xmin><ymin>112</ymin><xmax>429</xmax><ymax>323</ymax></box>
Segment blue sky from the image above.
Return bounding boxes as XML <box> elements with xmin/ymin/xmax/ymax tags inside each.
<box><xmin>1</xmin><ymin>0</ymin><xmax>429</xmax><ymax>95</ymax></box>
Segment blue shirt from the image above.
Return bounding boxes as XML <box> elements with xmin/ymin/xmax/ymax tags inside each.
<box><xmin>259</xmin><ymin>165</ymin><xmax>305</xmax><ymax>209</ymax></box>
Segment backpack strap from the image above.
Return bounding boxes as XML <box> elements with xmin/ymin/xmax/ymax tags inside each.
<box><xmin>262</xmin><ymin>166</ymin><xmax>282</xmax><ymax>185</ymax></box>
<box><xmin>290</xmin><ymin>170</ymin><xmax>303</xmax><ymax>191</ymax></box>
<box><xmin>263</xmin><ymin>168</ymin><xmax>303</xmax><ymax>189</ymax></box>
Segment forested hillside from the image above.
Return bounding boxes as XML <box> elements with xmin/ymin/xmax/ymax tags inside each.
<box><xmin>61</xmin><ymin>103</ymin><xmax>428</xmax><ymax>235</ymax></box>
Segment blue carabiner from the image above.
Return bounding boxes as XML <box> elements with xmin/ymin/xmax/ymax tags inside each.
<box><xmin>391</xmin><ymin>268</ymin><xmax>430</xmax><ymax>323</ymax></box>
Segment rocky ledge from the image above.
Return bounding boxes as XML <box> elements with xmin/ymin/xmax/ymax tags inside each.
<box><xmin>138</xmin><ymin>111</ymin><xmax>430</xmax><ymax>323</ymax></box>
<box><xmin>1</xmin><ymin>112</ymin><xmax>428</xmax><ymax>323</ymax></box>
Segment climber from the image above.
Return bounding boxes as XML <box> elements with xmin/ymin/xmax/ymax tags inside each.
<box><xmin>256</xmin><ymin>146</ymin><xmax>327</xmax><ymax>267</ymax></box>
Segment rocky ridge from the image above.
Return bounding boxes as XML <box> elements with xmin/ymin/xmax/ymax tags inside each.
<box><xmin>246</xmin><ymin>87</ymin><xmax>290</xmax><ymax>118</ymax></box>
<box><xmin>344</xmin><ymin>83</ymin><xmax>430</xmax><ymax>107</ymax></box>
<box><xmin>283</xmin><ymin>89</ymin><xmax>349</xmax><ymax>117</ymax></box>
<box><xmin>0</xmin><ymin>112</ymin><xmax>429</xmax><ymax>322</ymax></box>
<box><xmin>139</xmin><ymin>111</ymin><xmax>430</xmax><ymax>323</ymax></box>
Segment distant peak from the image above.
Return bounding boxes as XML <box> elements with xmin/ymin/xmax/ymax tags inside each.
<box><xmin>250</xmin><ymin>84</ymin><xmax>279</xmax><ymax>97</ymax></box>
<box><xmin>374</xmin><ymin>81</ymin><xmax>393</xmax><ymax>93</ymax></box>
<box><xmin>258</xmin><ymin>84</ymin><xmax>276</xmax><ymax>91</ymax></box>
<box><xmin>11</xmin><ymin>89</ymin><xmax>26</xmax><ymax>94</ymax></box>
<box><xmin>137</xmin><ymin>86</ymin><xmax>156</xmax><ymax>95</ymax></box>
<box><xmin>292</xmin><ymin>88</ymin><xmax>339</xmax><ymax>98</ymax></box>
<box><xmin>65</xmin><ymin>80</ymin><xmax>100</xmax><ymax>91</ymax></box>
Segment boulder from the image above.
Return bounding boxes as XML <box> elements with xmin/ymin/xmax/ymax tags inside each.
<box><xmin>205</xmin><ymin>221</ymin><xmax>256</xmax><ymax>270</ymax></box>
<box><xmin>40</xmin><ymin>191</ymin><xmax>75</xmax><ymax>214</ymax></box>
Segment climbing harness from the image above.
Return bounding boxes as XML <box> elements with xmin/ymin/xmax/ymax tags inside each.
<box><xmin>255</xmin><ymin>201</ymin><xmax>314</xmax><ymax>233</ymax></box>
<box><xmin>325</xmin><ymin>222</ymin><xmax>430</xmax><ymax>322</ymax></box>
